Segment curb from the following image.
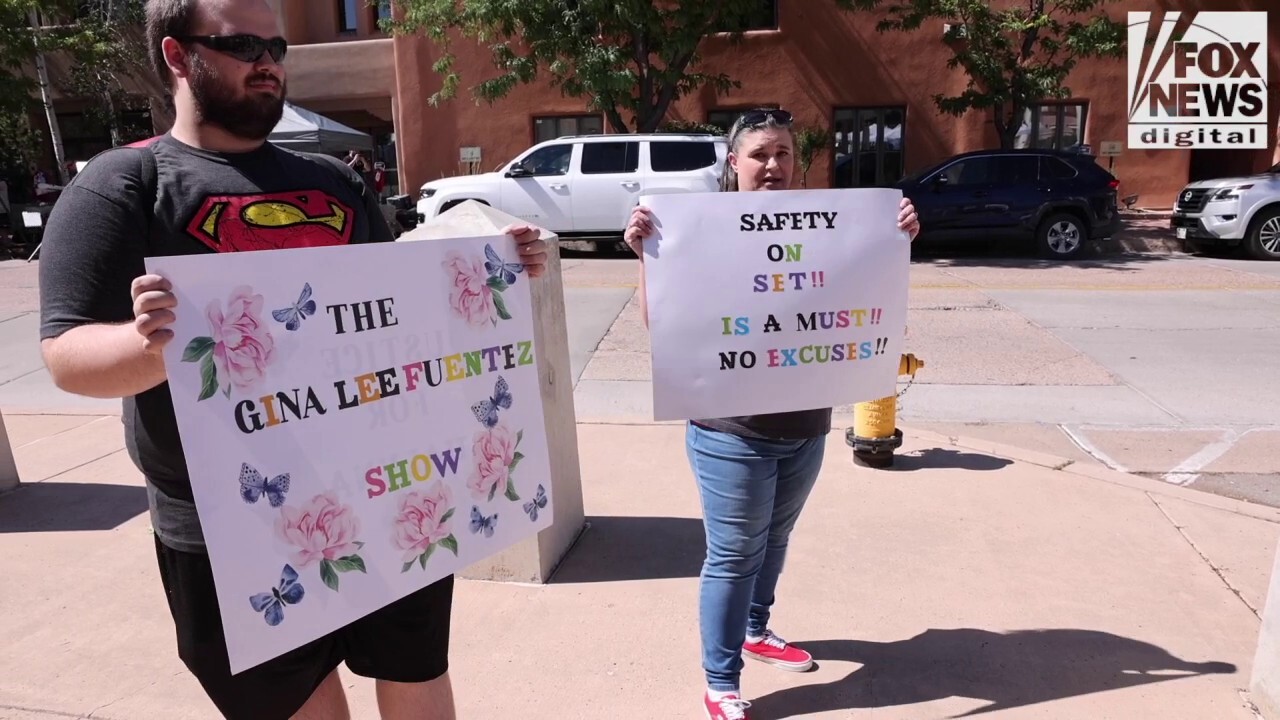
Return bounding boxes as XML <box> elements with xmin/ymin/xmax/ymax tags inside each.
<box><xmin>899</xmin><ymin>424</ymin><xmax>1280</xmax><ymax>525</ymax></box>
<box><xmin>0</xmin><ymin>406</ymin><xmax>122</xmax><ymax>417</ymax></box>
<box><xmin>576</xmin><ymin>416</ymin><xmax>1280</xmax><ymax>525</ymax></box>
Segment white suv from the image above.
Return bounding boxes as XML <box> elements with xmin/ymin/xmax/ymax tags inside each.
<box><xmin>416</xmin><ymin>134</ymin><xmax>727</xmax><ymax>241</ymax></box>
<box><xmin>1170</xmin><ymin>162</ymin><xmax>1280</xmax><ymax>260</ymax></box>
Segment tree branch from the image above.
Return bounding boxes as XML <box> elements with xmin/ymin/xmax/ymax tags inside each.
<box><xmin>646</xmin><ymin>49</ymin><xmax>695</xmax><ymax>132</ymax></box>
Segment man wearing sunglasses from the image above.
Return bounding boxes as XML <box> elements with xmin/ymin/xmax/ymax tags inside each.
<box><xmin>36</xmin><ymin>1</ymin><xmax>548</xmax><ymax>719</ymax></box>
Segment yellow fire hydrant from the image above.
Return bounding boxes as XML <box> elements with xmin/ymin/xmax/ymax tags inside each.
<box><xmin>846</xmin><ymin>354</ymin><xmax>924</xmax><ymax>468</ymax></box>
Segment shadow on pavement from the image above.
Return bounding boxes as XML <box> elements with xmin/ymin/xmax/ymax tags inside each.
<box><xmin>551</xmin><ymin>515</ymin><xmax>705</xmax><ymax>583</ymax></box>
<box><xmin>889</xmin><ymin>448</ymin><xmax>1014</xmax><ymax>472</ymax></box>
<box><xmin>910</xmin><ymin>245</ymin><xmax>1177</xmax><ymax>270</ymax></box>
<box><xmin>749</xmin><ymin>628</ymin><xmax>1236</xmax><ymax>719</ymax></box>
<box><xmin>0</xmin><ymin>481</ymin><xmax>147</xmax><ymax>533</ymax></box>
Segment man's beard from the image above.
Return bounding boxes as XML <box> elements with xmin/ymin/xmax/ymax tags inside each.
<box><xmin>189</xmin><ymin>53</ymin><xmax>285</xmax><ymax>142</ymax></box>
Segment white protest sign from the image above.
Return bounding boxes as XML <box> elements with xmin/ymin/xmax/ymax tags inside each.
<box><xmin>641</xmin><ymin>188</ymin><xmax>909</xmax><ymax>421</ymax></box>
<box><xmin>147</xmin><ymin>237</ymin><xmax>552</xmax><ymax>674</ymax></box>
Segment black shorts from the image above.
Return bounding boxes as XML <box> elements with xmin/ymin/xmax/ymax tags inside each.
<box><xmin>154</xmin><ymin>537</ymin><xmax>454</xmax><ymax>720</ymax></box>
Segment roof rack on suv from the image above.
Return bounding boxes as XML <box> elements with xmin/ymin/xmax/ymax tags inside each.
<box><xmin>554</xmin><ymin>132</ymin><xmax>724</xmax><ymax>140</ymax></box>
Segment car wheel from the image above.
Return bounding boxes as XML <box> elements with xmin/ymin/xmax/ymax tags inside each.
<box><xmin>1245</xmin><ymin>208</ymin><xmax>1280</xmax><ymax>261</ymax></box>
<box><xmin>1037</xmin><ymin>213</ymin><xmax>1086</xmax><ymax>259</ymax></box>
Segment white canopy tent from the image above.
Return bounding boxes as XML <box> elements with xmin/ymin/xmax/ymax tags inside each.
<box><xmin>269</xmin><ymin>102</ymin><xmax>373</xmax><ymax>155</ymax></box>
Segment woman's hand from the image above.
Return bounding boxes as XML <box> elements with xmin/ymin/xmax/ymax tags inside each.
<box><xmin>501</xmin><ymin>223</ymin><xmax>549</xmax><ymax>278</ymax></box>
<box><xmin>624</xmin><ymin>205</ymin><xmax>654</xmax><ymax>259</ymax></box>
<box><xmin>898</xmin><ymin>197</ymin><xmax>921</xmax><ymax>242</ymax></box>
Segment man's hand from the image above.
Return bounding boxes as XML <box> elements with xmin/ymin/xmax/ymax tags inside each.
<box><xmin>502</xmin><ymin>223</ymin><xmax>549</xmax><ymax>278</ymax></box>
<box><xmin>131</xmin><ymin>274</ymin><xmax>178</xmax><ymax>355</ymax></box>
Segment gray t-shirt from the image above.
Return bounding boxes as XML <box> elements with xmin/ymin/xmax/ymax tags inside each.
<box><xmin>694</xmin><ymin>408</ymin><xmax>832</xmax><ymax>441</ymax></box>
<box><xmin>38</xmin><ymin>133</ymin><xmax>394</xmax><ymax>553</ymax></box>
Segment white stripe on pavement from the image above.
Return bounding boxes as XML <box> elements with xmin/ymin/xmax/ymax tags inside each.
<box><xmin>1161</xmin><ymin>429</ymin><xmax>1242</xmax><ymax>486</ymax></box>
<box><xmin>1059</xmin><ymin>425</ymin><xmax>1129</xmax><ymax>473</ymax></box>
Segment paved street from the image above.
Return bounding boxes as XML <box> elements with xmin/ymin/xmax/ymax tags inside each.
<box><xmin>3</xmin><ymin>239</ymin><xmax>1278</xmax><ymax>507</ymax></box>
<box><xmin>560</xmin><ymin>245</ymin><xmax>1280</xmax><ymax>508</ymax></box>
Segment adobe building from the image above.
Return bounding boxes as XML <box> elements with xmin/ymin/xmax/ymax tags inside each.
<box><xmin>266</xmin><ymin>0</ymin><xmax>1278</xmax><ymax>209</ymax></box>
<box><xmin>26</xmin><ymin>0</ymin><xmax>1278</xmax><ymax>210</ymax></box>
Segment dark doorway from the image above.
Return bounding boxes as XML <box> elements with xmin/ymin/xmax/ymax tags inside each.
<box><xmin>1188</xmin><ymin>148</ymin><xmax>1261</xmax><ymax>182</ymax></box>
<box><xmin>833</xmin><ymin>106</ymin><xmax>906</xmax><ymax>188</ymax></box>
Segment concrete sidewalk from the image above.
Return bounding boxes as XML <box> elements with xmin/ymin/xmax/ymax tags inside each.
<box><xmin>2</xmin><ymin>410</ymin><xmax>1277</xmax><ymax>719</ymax></box>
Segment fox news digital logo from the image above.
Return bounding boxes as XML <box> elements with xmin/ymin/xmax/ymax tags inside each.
<box><xmin>1128</xmin><ymin>11</ymin><xmax>1268</xmax><ymax>149</ymax></box>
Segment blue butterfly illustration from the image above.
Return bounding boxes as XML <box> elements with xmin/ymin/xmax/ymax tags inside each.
<box><xmin>272</xmin><ymin>282</ymin><xmax>316</xmax><ymax>331</ymax></box>
<box><xmin>239</xmin><ymin>462</ymin><xmax>290</xmax><ymax>507</ymax></box>
<box><xmin>523</xmin><ymin>484</ymin><xmax>547</xmax><ymax>522</ymax></box>
<box><xmin>470</xmin><ymin>505</ymin><xmax>499</xmax><ymax>538</ymax></box>
<box><xmin>471</xmin><ymin>375</ymin><xmax>513</xmax><ymax>428</ymax></box>
<box><xmin>249</xmin><ymin>564</ymin><xmax>305</xmax><ymax>627</ymax></box>
<box><xmin>484</xmin><ymin>243</ymin><xmax>525</xmax><ymax>286</ymax></box>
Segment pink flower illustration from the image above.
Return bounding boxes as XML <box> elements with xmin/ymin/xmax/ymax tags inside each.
<box><xmin>443</xmin><ymin>250</ymin><xmax>497</xmax><ymax>327</ymax></box>
<box><xmin>206</xmin><ymin>285</ymin><xmax>275</xmax><ymax>391</ymax></box>
<box><xmin>468</xmin><ymin>422</ymin><xmax>519</xmax><ymax>502</ymax></box>
<box><xmin>393</xmin><ymin>483</ymin><xmax>457</xmax><ymax>568</ymax></box>
<box><xmin>274</xmin><ymin>492</ymin><xmax>362</xmax><ymax>569</ymax></box>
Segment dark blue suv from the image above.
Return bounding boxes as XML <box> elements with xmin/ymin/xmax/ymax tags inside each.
<box><xmin>896</xmin><ymin>149</ymin><xmax>1121</xmax><ymax>259</ymax></box>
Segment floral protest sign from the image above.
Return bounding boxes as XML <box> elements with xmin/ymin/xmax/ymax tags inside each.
<box><xmin>146</xmin><ymin>235</ymin><xmax>553</xmax><ymax>674</ymax></box>
<box><xmin>640</xmin><ymin>189</ymin><xmax>910</xmax><ymax>421</ymax></box>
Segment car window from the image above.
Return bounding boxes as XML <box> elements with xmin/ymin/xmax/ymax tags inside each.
<box><xmin>521</xmin><ymin>144</ymin><xmax>573</xmax><ymax>176</ymax></box>
<box><xmin>993</xmin><ymin>156</ymin><xmax>1039</xmax><ymax>184</ymax></box>
<box><xmin>1040</xmin><ymin>156</ymin><xmax>1078</xmax><ymax>180</ymax></box>
<box><xmin>650</xmin><ymin>141</ymin><xmax>718</xmax><ymax>172</ymax></box>
<box><xmin>941</xmin><ymin>156</ymin><xmax>998</xmax><ymax>186</ymax></box>
<box><xmin>581</xmin><ymin>142</ymin><xmax>640</xmax><ymax>174</ymax></box>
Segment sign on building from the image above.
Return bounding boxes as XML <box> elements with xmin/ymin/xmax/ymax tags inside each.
<box><xmin>1127</xmin><ymin>11</ymin><xmax>1268</xmax><ymax>149</ymax></box>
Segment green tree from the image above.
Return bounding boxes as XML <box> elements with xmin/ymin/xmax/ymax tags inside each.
<box><xmin>0</xmin><ymin>0</ymin><xmax>151</xmax><ymax>183</ymax></box>
<box><xmin>849</xmin><ymin>0</ymin><xmax>1125</xmax><ymax>149</ymax></box>
<box><xmin>57</xmin><ymin>0</ymin><xmax>155</xmax><ymax>149</ymax></box>
<box><xmin>794</xmin><ymin>125</ymin><xmax>832</xmax><ymax>187</ymax></box>
<box><xmin>386</xmin><ymin>0</ymin><xmax>858</xmax><ymax>133</ymax></box>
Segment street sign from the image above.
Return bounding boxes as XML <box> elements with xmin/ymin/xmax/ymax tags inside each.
<box><xmin>459</xmin><ymin>146</ymin><xmax>481</xmax><ymax>162</ymax></box>
<box><xmin>1100</xmin><ymin>141</ymin><xmax>1124</xmax><ymax>157</ymax></box>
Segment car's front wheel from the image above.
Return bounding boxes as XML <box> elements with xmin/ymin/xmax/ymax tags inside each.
<box><xmin>1037</xmin><ymin>213</ymin><xmax>1087</xmax><ymax>259</ymax></box>
<box><xmin>1245</xmin><ymin>207</ymin><xmax>1280</xmax><ymax>261</ymax></box>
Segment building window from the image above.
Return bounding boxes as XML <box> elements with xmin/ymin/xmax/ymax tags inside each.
<box><xmin>712</xmin><ymin>0</ymin><xmax>779</xmax><ymax>32</ymax></box>
<box><xmin>1015</xmin><ymin>103</ymin><xmax>1087</xmax><ymax>151</ymax></box>
<box><xmin>338</xmin><ymin>0</ymin><xmax>358</xmax><ymax>32</ymax></box>
<box><xmin>533</xmin><ymin>115</ymin><xmax>603</xmax><ymax>144</ymax></box>
<box><xmin>376</xmin><ymin>0</ymin><xmax>392</xmax><ymax>22</ymax></box>
<box><xmin>56</xmin><ymin>108</ymin><xmax>152</xmax><ymax>162</ymax></box>
<box><xmin>707</xmin><ymin>105</ymin><xmax>781</xmax><ymax>135</ymax></box>
<box><xmin>833</xmin><ymin>106</ymin><xmax>905</xmax><ymax>188</ymax></box>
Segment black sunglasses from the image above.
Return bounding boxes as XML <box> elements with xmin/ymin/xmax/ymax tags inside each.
<box><xmin>178</xmin><ymin>34</ymin><xmax>288</xmax><ymax>64</ymax></box>
<box><xmin>738</xmin><ymin>109</ymin><xmax>793</xmax><ymax>127</ymax></box>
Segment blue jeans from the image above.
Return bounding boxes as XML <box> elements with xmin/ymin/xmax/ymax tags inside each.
<box><xmin>686</xmin><ymin>423</ymin><xmax>826</xmax><ymax>692</ymax></box>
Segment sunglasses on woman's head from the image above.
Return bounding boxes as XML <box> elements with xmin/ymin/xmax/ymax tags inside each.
<box><xmin>739</xmin><ymin>109</ymin><xmax>793</xmax><ymax>127</ymax></box>
<box><xmin>178</xmin><ymin>34</ymin><xmax>288</xmax><ymax>64</ymax></box>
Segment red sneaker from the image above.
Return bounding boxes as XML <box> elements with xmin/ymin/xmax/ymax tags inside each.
<box><xmin>742</xmin><ymin>630</ymin><xmax>814</xmax><ymax>672</ymax></box>
<box><xmin>704</xmin><ymin>691</ymin><xmax>752</xmax><ymax>720</ymax></box>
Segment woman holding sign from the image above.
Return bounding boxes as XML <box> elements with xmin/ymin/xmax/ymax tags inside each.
<box><xmin>625</xmin><ymin>108</ymin><xmax>920</xmax><ymax>720</ymax></box>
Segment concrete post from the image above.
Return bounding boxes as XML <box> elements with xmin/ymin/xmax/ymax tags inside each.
<box><xmin>0</xmin><ymin>410</ymin><xmax>19</xmax><ymax>492</ymax></box>
<box><xmin>1252</xmin><ymin>539</ymin><xmax>1280</xmax><ymax>717</ymax></box>
<box><xmin>397</xmin><ymin>201</ymin><xmax>586</xmax><ymax>583</ymax></box>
